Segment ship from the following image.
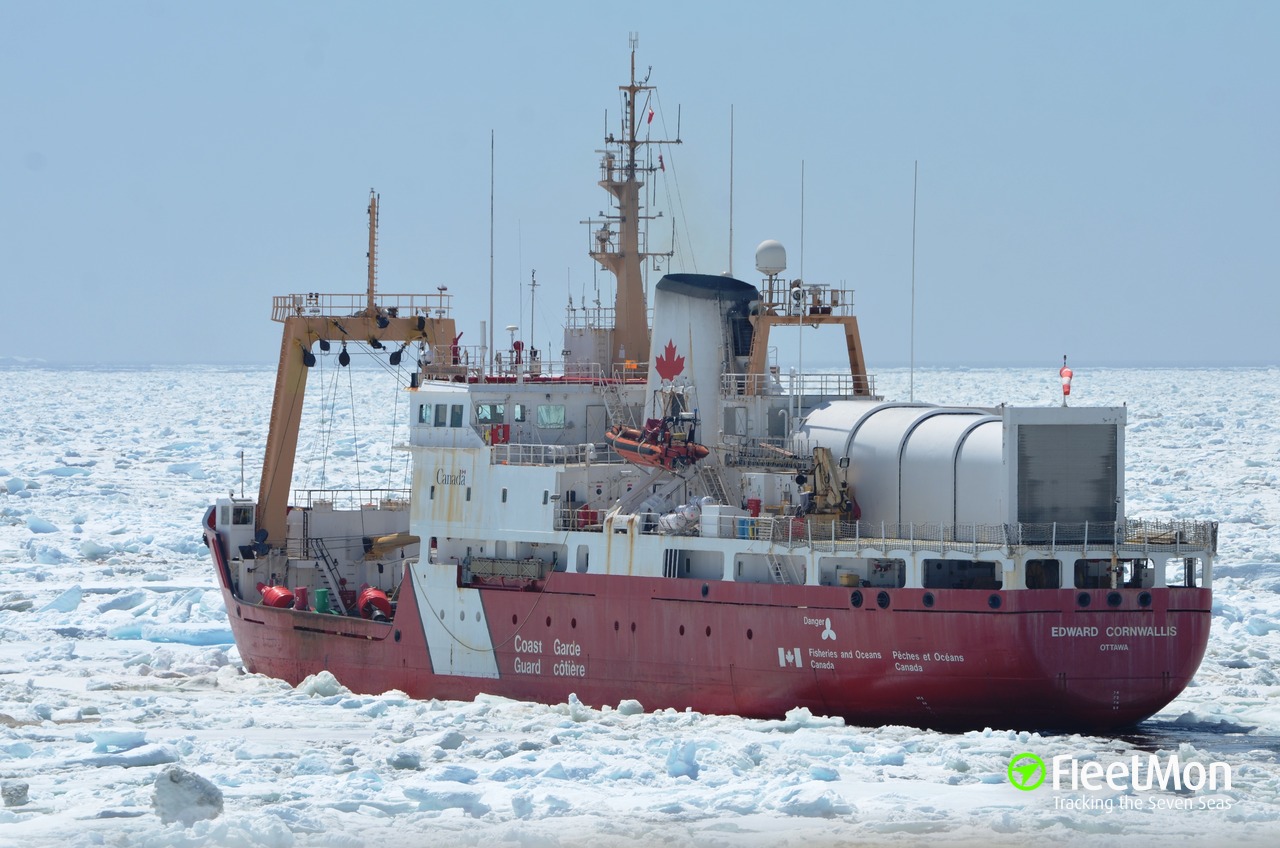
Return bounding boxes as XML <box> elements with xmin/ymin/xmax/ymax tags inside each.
<box><xmin>202</xmin><ymin>47</ymin><xmax>1217</xmax><ymax>732</ymax></box>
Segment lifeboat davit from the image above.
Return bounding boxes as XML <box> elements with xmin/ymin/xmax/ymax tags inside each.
<box><xmin>256</xmin><ymin>582</ymin><xmax>295</xmax><ymax>609</ymax></box>
<box><xmin>605</xmin><ymin>421</ymin><xmax>710</xmax><ymax>471</ymax></box>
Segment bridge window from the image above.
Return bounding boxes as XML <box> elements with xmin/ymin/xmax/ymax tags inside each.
<box><xmin>476</xmin><ymin>403</ymin><xmax>504</xmax><ymax>425</ymax></box>
<box><xmin>450</xmin><ymin>404</ymin><xmax>464</xmax><ymax>427</ymax></box>
<box><xmin>537</xmin><ymin>404</ymin><xmax>566</xmax><ymax>429</ymax></box>
<box><xmin>418</xmin><ymin>404</ymin><xmax>432</xmax><ymax>424</ymax></box>
<box><xmin>434</xmin><ymin>404</ymin><xmax>448</xmax><ymax>427</ymax></box>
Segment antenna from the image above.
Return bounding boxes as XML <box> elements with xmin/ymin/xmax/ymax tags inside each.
<box><xmin>529</xmin><ymin>269</ymin><xmax>538</xmax><ymax>354</ymax></box>
<box><xmin>910</xmin><ymin>160</ymin><xmax>918</xmax><ymax>402</ymax></box>
<box><xmin>800</xmin><ymin>160</ymin><xmax>805</xmax><ymax>280</ymax></box>
<box><xmin>239</xmin><ymin>450</ymin><xmax>245</xmax><ymax>498</ymax></box>
<box><xmin>366</xmin><ymin>189</ymin><xmax>379</xmax><ymax>315</ymax></box>
<box><xmin>489</xmin><ymin>130</ymin><xmax>495</xmax><ymax>378</ymax></box>
<box><xmin>729</xmin><ymin>104</ymin><xmax>734</xmax><ymax>276</ymax></box>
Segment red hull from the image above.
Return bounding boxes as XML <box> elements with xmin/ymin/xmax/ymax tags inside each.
<box><xmin>208</xmin><ymin>523</ymin><xmax>1210</xmax><ymax>732</ymax></box>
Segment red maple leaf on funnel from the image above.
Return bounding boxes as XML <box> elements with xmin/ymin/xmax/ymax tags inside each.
<box><xmin>654</xmin><ymin>339</ymin><xmax>685</xmax><ymax>381</ymax></box>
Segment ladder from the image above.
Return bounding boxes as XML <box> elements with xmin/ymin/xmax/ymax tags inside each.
<box><xmin>766</xmin><ymin>553</ymin><xmax>791</xmax><ymax>584</ymax></box>
<box><xmin>611</xmin><ymin>468</ymin><xmax>686</xmax><ymax>516</ymax></box>
<box><xmin>311</xmin><ymin>538</ymin><xmax>351</xmax><ymax>615</ymax></box>
<box><xmin>697</xmin><ymin>464</ymin><xmax>731</xmax><ymax>504</ymax></box>
<box><xmin>601</xmin><ymin>377</ymin><xmax>634</xmax><ymax>427</ymax></box>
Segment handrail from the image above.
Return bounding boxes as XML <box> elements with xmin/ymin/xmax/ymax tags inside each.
<box><xmin>720</xmin><ymin>372</ymin><xmax>877</xmax><ymax>399</ymax></box>
<box><xmin>291</xmin><ymin>488</ymin><xmax>411</xmax><ymax>510</ymax></box>
<box><xmin>273</xmin><ymin>292</ymin><xmax>451</xmax><ymax>323</ymax></box>
<box><xmin>548</xmin><ymin>510</ymin><xmax>1219</xmax><ymax>557</ymax></box>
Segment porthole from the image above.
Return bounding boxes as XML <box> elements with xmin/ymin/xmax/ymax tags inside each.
<box><xmin>876</xmin><ymin>591</ymin><xmax>890</xmax><ymax>609</ymax></box>
<box><xmin>1107</xmin><ymin>592</ymin><xmax>1123</xmax><ymax>608</ymax></box>
<box><xmin>679</xmin><ymin>625</ymin><xmax>686</xmax><ymax>636</ymax></box>
<box><xmin>394</xmin><ymin>630</ymin><xmax>401</xmax><ymax>642</ymax></box>
<box><xmin>747</xmin><ymin>628</ymin><xmax>753</xmax><ymax>640</ymax></box>
<box><xmin>614</xmin><ymin>621</ymin><xmax>620</xmax><ymax>632</ymax></box>
<box><xmin>701</xmin><ymin>583</ymin><xmax>709</xmax><ymax>597</ymax></box>
<box><xmin>630</xmin><ymin>622</ymin><xmax>636</xmax><ymax>633</ymax></box>
<box><xmin>705</xmin><ymin>626</ymin><xmax>711</xmax><ymax>637</ymax></box>
<box><xmin>923</xmin><ymin>592</ymin><xmax>935</xmax><ymax>608</ymax></box>
<box><xmin>546</xmin><ymin>616</ymin><xmax>552</xmax><ymax>627</ymax></box>
<box><xmin>512</xmin><ymin>614</ymin><xmax>518</xmax><ymax>625</ymax></box>
<box><xmin>851</xmin><ymin>591</ymin><xmax>863</xmax><ymax>608</ymax></box>
<box><xmin>571</xmin><ymin>618</ymin><xmax>577</xmax><ymax>629</ymax></box>
<box><xmin>988</xmin><ymin>593</ymin><xmax>1002</xmax><ymax>610</ymax></box>
<box><xmin>1077</xmin><ymin>592</ymin><xmax>1091</xmax><ymax>608</ymax></box>
<box><xmin>459</xmin><ymin>610</ymin><xmax>465</xmax><ymax>621</ymax></box>
<box><xmin>475</xmin><ymin>611</ymin><xmax>481</xmax><ymax>622</ymax></box>
<box><xmin>1138</xmin><ymin>591</ymin><xmax>1152</xmax><ymax>608</ymax></box>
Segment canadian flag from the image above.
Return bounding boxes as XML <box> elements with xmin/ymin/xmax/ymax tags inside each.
<box><xmin>778</xmin><ymin>647</ymin><xmax>802</xmax><ymax>668</ymax></box>
<box><xmin>647</xmin><ymin>107</ymin><xmax>654</xmax><ymax>125</ymax></box>
<box><xmin>658</xmin><ymin>154</ymin><xmax>665</xmax><ymax>172</ymax></box>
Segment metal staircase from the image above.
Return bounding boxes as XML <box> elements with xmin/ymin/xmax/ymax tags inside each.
<box><xmin>767</xmin><ymin>553</ymin><xmax>792</xmax><ymax>584</ymax></box>
<box><xmin>697</xmin><ymin>464</ymin><xmax>731</xmax><ymax>504</ymax></box>
<box><xmin>601</xmin><ymin>376</ymin><xmax>634</xmax><ymax>427</ymax></box>
<box><xmin>311</xmin><ymin>538</ymin><xmax>351</xmax><ymax>614</ymax></box>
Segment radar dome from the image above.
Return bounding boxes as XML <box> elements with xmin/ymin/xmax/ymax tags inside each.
<box><xmin>755</xmin><ymin>240</ymin><xmax>787</xmax><ymax>276</ymax></box>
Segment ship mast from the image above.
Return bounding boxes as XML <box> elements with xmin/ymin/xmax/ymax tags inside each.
<box><xmin>584</xmin><ymin>34</ymin><xmax>679</xmax><ymax>370</ymax></box>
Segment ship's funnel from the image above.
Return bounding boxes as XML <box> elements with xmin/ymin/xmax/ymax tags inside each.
<box><xmin>645</xmin><ymin>273</ymin><xmax>758</xmax><ymax>423</ymax></box>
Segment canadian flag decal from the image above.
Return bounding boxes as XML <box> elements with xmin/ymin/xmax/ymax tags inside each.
<box><xmin>778</xmin><ymin>647</ymin><xmax>803</xmax><ymax>668</ymax></box>
<box><xmin>654</xmin><ymin>339</ymin><xmax>685</xmax><ymax>381</ymax></box>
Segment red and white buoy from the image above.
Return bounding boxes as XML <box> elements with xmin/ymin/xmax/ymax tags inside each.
<box><xmin>1060</xmin><ymin>355</ymin><xmax>1073</xmax><ymax>406</ymax></box>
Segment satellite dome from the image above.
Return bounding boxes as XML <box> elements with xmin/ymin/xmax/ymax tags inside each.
<box><xmin>755</xmin><ymin>240</ymin><xmax>786</xmax><ymax>276</ymax></box>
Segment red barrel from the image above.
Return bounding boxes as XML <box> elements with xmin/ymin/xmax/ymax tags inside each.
<box><xmin>747</xmin><ymin>498</ymin><xmax>762</xmax><ymax>517</ymax></box>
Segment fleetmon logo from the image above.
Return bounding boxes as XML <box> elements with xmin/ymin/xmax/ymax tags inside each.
<box><xmin>1008</xmin><ymin>752</ymin><xmax>1047</xmax><ymax>791</ymax></box>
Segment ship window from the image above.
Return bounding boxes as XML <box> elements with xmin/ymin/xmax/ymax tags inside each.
<box><xmin>923</xmin><ymin>559</ymin><xmax>1002</xmax><ymax>590</ymax></box>
<box><xmin>1025</xmin><ymin>559</ymin><xmax>1061</xmax><ymax>589</ymax></box>
<box><xmin>232</xmin><ymin>505</ymin><xmax>253</xmax><ymax>526</ymax></box>
<box><xmin>450</xmin><ymin>404</ymin><xmax>464</xmax><ymax>427</ymax></box>
<box><xmin>429</xmin><ymin>485</ymin><xmax>435</xmax><ymax>500</ymax></box>
<box><xmin>542</xmin><ymin>490</ymin><xmax>549</xmax><ymax>505</ymax></box>
<box><xmin>501</xmin><ymin>487</ymin><xmax>508</xmax><ymax>503</ymax></box>
<box><xmin>466</xmin><ymin>486</ymin><xmax>472</xmax><ymax>501</ymax></box>
<box><xmin>513</xmin><ymin>404</ymin><xmax>528</xmax><ymax>423</ymax></box>
<box><xmin>537</xmin><ymin>404</ymin><xmax>566</xmax><ymax>429</ymax></box>
<box><xmin>418</xmin><ymin>404</ymin><xmax>431</xmax><ymax>424</ymax></box>
<box><xmin>1073</xmin><ymin>559</ymin><xmax>1111</xmax><ymax>589</ymax></box>
<box><xmin>434</xmin><ymin>404</ymin><xmax>448</xmax><ymax>427</ymax></box>
<box><xmin>476</xmin><ymin>403</ymin><xmax>504</xmax><ymax>424</ymax></box>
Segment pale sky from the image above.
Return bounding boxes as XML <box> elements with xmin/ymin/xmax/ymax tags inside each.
<box><xmin>2</xmin><ymin>1</ymin><xmax>1276</xmax><ymax>368</ymax></box>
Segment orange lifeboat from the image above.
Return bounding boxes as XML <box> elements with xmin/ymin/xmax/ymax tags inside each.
<box><xmin>605</xmin><ymin>419</ymin><xmax>710</xmax><ymax>471</ymax></box>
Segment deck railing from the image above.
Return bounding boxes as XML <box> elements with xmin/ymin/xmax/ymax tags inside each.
<box><xmin>273</xmin><ymin>292</ymin><xmax>451</xmax><ymax>323</ymax></box>
<box><xmin>291</xmin><ymin>488</ymin><xmax>411</xmax><ymax>511</ymax></box>
<box><xmin>550</xmin><ymin>511</ymin><xmax>1218</xmax><ymax>556</ymax></box>
<box><xmin>720</xmin><ymin>372</ymin><xmax>876</xmax><ymax>399</ymax></box>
